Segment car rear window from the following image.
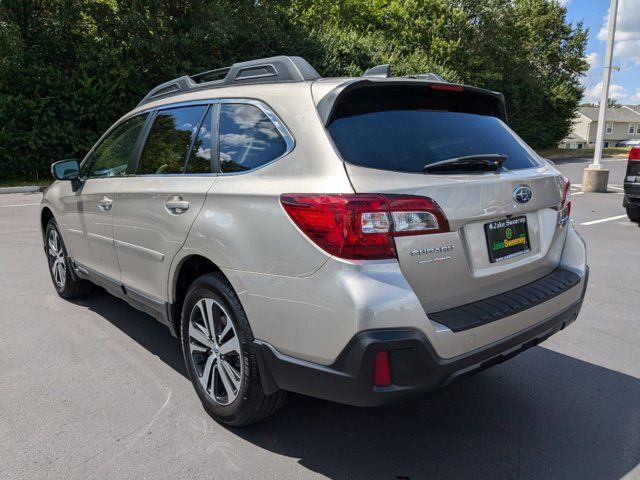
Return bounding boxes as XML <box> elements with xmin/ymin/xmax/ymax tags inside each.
<box><xmin>327</xmin><ymin>86</ymin><xmax>542</xmax><ymax>173</ymax></box>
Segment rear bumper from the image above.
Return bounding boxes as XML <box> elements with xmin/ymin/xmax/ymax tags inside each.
<box><xmin>255</xmin><ymin>268</ymin><xmax>588</xmax><ymax>407</ymax></box>
<box><xmin>623</xmin><ymin>182</ymin><xmax>640</xmax><ymax>207</ymax></box>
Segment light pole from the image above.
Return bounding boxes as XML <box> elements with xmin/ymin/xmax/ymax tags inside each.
<box><xmin>583</xmin><ymin>0</ymin><xmax>618</xmax><ymax>192</ymax></box>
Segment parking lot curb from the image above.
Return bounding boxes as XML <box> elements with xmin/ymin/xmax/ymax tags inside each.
<box><xmin>0</xmin><ymin>186</ymin><xmax>40</xmax><ymax>194</ymax></box>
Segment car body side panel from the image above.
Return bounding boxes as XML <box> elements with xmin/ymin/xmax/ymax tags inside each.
<box><xmin>112</xmin><ymin>176</ymin><xmax>217</xmax><ymax>302</ymax></box>
<box><xmin>45</xmin><ymin>177</ymin><xmax>123</xmax><ymax>281</ymax></box>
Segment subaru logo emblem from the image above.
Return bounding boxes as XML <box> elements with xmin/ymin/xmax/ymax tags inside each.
<box><xmin>513</xmin><ymin>185</ymin><xmax>533</xmax><ymax>204</ymax></box>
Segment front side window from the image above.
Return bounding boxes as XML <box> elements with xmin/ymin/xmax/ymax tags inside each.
<box><xmin>83</xmin><ymin>114</ymin><xmax>148</xmax><ymax>178</ymax></box>
<box><xmin>137</xmin><ymin>106</ymin><xmax>207</xmax><ymax>175</ymax></box>
<box><xmin>218</xmin><ymin>104</ymin><xmax>287</xmax><ymax>173</ymax></box>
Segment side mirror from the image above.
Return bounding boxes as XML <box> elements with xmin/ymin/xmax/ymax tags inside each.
<box><xmin>51</xmin><ymin>159</ymin><xmax>83</xmax><ymax>191</ymax></box>
<box><xmin>51</xmin><ymin>159</ymin><xmax>80</xmax><ymax>181</ymax></box>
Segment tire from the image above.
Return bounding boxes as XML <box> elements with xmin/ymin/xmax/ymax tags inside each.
<box><xmin>45</xmin><ymin>219</ymin><xmax>91</xmax><ymax>299</ymax></box>
<box><xmin>180</xmin><ymin>272</ymin><xmax>287</xmax><ymax>426</ymax></box>
<box><xmin>626</xmin><ymin>206</ymin><xmax>640</xmax><ymax>223</ymax></box>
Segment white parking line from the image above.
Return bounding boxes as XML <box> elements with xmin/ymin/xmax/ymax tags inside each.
<box><xmin>0</xmin><ymin>203</ymin><xmax>40</xmax><ymax>208</ymax></box>
<box><xmin>580</xmin><ymin>215</ymin><xmax>628</xmax><ymax>226</ymax></box>
<box><xmin>608</xmin><ymin>185</ymin><xmax>624</xmax><ymax>191</ymax></box>
<box><xmin>572</xmin><ymin>191</ymin><xmax>585</xmax><ymax>196</ymax></box>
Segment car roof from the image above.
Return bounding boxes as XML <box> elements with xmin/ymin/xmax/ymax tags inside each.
<box><xmin>131</xmin><ymin>55</ymin><xmax>507</xmax><ymax>123</ymax></box>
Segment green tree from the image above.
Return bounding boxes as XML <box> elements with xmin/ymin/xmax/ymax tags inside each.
<box><xmin>0</xmin><ymin>0</ymin><xmax>589</xmax><ymax>179</ymax></box>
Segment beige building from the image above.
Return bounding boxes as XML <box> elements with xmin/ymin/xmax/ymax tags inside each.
<box><xmin>559</xmin><ymin>105</ymin><xmax>640</xmax><ymax>149</ymax></box>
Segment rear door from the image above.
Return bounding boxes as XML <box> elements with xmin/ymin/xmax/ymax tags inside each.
<box><xmin>112</xmin><ymin>103</ymin><xmax>217</xmax><ymax>303</ymax></box>
<box><xmin>63</xmin><ymin>113</ymin><xmax>149</xmax><ymax>281</ymax></box>
<box><xmin>325</xmin><ymin>84</ymin><xmax>568</xmax><ymax>312</ymax></box>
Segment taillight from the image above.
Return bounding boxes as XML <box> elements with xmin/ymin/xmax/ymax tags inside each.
<box><xmin>280</xmin><ymin>194</ymin><xmax>450</xmax><ymax>260</ymax></box>
<box><xmin>558</xmin><ymin>176</ymin><xmax>571</xmax><ymax>225</ymax></box>
<box><xmin>629</xmin><ymin>147</ymin><xmax>640</xmax><ymax>161</ymax></box>
<box><xmin>560</xmin><ymin>175</ymin><xmax>571</xmax><ymax>207</ymax></box>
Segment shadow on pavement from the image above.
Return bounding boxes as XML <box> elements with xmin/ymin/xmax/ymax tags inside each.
<box><xmin>76</xmin><ymin>289</ymin><xmax>640</xmax><ymax>480</ymax></box>
<box><xmin>73</xmin><ymin>288</ymin><xmax>188</xmax><ymax>377</ymax></box>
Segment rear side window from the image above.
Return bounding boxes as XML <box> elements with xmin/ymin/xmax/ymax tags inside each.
<box><xmin>328</xmin><ymin>86</ymin><xmax>542</xmax><ymax>173</ymax></box>
<box><xmin>83</xmin><ymin>114</ymin><xmax>148</xmax><ymax>178</ymax></box>
<box><xmin>137</xmin><ymin>106</ymin><xmax>207</xmax><ymax>175</ymax></box>
<box><xmin>218</xmin><ymin>104</ymin><xmax>287</xmax><ymax>173</ymax></box>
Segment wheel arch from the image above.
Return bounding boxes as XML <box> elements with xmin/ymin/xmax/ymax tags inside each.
<box><xmin>40</xmin><ymin>207</ymin><xmax>55</xmax><ymax>237</ymax></box>
<box><xmin>169</xmin><ymin>253</ymin><xmax>244</xmax><ymax>336</ymax></box>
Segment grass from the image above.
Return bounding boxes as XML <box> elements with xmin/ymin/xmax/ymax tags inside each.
<box><xmin>537</xmin><ymin>147</ymin><xmax>631</xmax><ymax>160</ymax></box>
<box><xmin>0</xmin><ymin>178</ymin><xmax>52</xmax><ymax>189</ymax></box>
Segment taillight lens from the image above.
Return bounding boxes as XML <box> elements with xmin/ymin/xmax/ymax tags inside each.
<box><xmin>629</xmin><ymin>147</ymin><xmax>640</xmax><ymax>161</ymax></box>
<box><xmin>560</xmin><ymin>175</ymin><xmax>571</xmax><ymax>207</ymax></box>
<box><xmin>280</xmin><ymin>194</ymin><xmax>449</xmax><ymax>260</ymax></box>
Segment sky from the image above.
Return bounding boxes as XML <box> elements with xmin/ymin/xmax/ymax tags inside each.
<box><xmin>561</xmin><ymin>0</ymin><xmax>640</xmax><ymax>104</ymax></box>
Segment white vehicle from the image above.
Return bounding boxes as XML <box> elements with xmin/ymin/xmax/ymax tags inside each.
<box><xmin>42</xmin><ymin>56</ymin><xmax>588</xmax><ymax>425</ymax></box>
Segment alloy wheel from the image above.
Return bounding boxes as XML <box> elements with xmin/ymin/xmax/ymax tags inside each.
<box><xmin>48</xmin><ymin>228</ymin><xmax>66</xmax><ymax>288</ymax></box>
<box><xmin>188</xmin><ymin>298</ymin><xmax>243</xmax><ymax>405</ymax></box>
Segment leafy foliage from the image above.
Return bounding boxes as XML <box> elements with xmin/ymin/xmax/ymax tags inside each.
<box><xmin>0</xmin><ymin>0</ymin><xmax>588</xmax><ymax>179</ymax></box>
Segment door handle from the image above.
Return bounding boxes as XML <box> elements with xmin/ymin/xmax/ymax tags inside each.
<box><xmin>165</xmin><ymin>195</ymin><xmax>190</xmax><ymax>214</ymax></box>
<box><xmin>98</xmin><ymin>196</ymin><xmax>113</xmax><ymax>211</ymax></box>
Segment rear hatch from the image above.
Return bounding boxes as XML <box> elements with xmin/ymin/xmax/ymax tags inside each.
<box><xmin>318</xmin><ymin>81</ymin><xmax>569</xmax><ymax>313</ymax></box>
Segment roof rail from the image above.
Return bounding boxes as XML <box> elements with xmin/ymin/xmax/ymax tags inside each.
<box><xmin>138</xmin><ymin>56</ymin><xmax>321</xmax><ymax>107</ymax></box>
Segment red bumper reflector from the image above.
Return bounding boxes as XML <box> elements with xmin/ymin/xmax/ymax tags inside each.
<box><xmin>374</xmin><ymin>351</ymin><xmax>392</xmax><ymax>387</ymax></box>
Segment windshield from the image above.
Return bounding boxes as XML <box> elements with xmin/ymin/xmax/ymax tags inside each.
<box><xmin>327</xmin><ymin>87</ymin><xmax>542</xmax><ymax>174</ymax></box>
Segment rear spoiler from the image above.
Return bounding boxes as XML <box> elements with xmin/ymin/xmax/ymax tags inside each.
<box><xmin>315</xmin><ymin>78</ymin><xmax>508</xmax><ymax>126</ymax></box>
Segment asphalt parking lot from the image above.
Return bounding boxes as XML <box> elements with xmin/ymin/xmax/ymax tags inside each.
<box><xmin>1</xmin><ymin>157</ymin><xmax>639</xmax><ymax>480</ymax></box>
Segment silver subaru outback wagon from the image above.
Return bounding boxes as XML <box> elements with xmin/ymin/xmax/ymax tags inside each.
<box><xmin>41</xmin><ymin>56</ymin><xmax>588</xmax><ymax>426</ymax></box>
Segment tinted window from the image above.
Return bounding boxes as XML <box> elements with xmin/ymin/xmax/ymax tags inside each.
<box><xmin>328</xmin><ymin>87</ymin><xmax>542</xmax><ymax>173</ymax></box>
<box><xmin>185</xmin><ymin>107</ymin><xmax>212</xmax><ymax>174</ymax></box>
<box><xmin>83</xmin><ymin>114</ymin><xmax>148</xmax><ymax>178</ymax></box>
<box><xmin>137</xmin><ymin>106</ymin><xmax>206</xmax><ymax>175</ymax></box>
<box><xmin>219</xmin><ymin>104</ymin><xmax>287</xmax><ymax>173</ymax></box>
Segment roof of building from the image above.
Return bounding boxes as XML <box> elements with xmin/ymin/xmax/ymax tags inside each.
<box><xmin>578</xmin><ymin>105</ymin><xmax>640</xmax><ymax>122</ymax></box>
<box><xmin>563</xmin><ymin>131</ymin><xmax>587</xmax><ymax>143</ymax></box>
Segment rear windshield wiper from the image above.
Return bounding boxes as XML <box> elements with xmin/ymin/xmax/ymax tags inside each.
<box><xmin>424</xmin><ymin>154</ymin><xmax>507</xmax><ymax>174</ymax></box>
